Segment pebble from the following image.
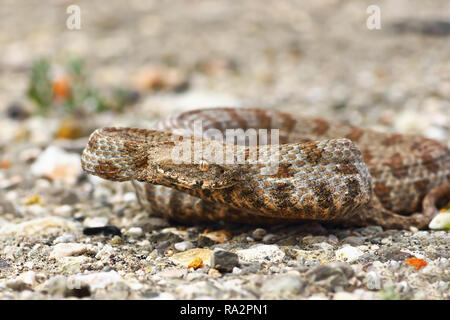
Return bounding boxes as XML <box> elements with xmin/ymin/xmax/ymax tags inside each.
<box><xmin>54</xmin><ymin>233</ymin><xmax>77</xmax><ymax>244</ymax></box>
<box><xmin>83</xmin><ymin>225</ymin><xmax>122</xmax><ymax>237</ymax></box>
<box><xmin>83</xmin><ymin>217</ymin><xmax>109</xmax><ymax>228</ymax></box>
<box><xmin>58</xmin><ymin>256</ymin><xmax>90</xmax><ymax>273</ymax></box>
<box><xmin>252</xmin><ymin>228</ymin><xmax>267</xmax><ymax>240</ymax></box>
<box><xmin>126</xmin><ymin>227</ymin><xmax>143</xmax><ymax>238</ymax></box>
<box><xmin>335</xmin><ymin>246</ymin><xmax>364</xmax><ymax>263</ymax></box>
<box><xmin>122</xmin><ymin>192</ymin><xmax>137</xmax><ymax>202</ymax></box>
<box><xmin>67</xmin><ymin>271</ymin><xmax>122</xmax><ymax>291</ymax></box>
<box><xmin>210</xmin><ymin>249</ymin><xmax>239</xmax><ymax>273</ymax></box>
<box><xmin>429</xmin><ymin>211</ymin><xmax>450</xmax><ymax>230</ymax></box>
<box><xmin>170</xmin><ymin>248</ymin><xmax>212</xmax><ymax>267</ymax></box>
<box><xmin>313</xmin><ymin>242</ymin><xmax>334</xmax><ymax>250</ymax></box>
<box><xmin>261</xmin><ymin>274</ymin><xmax>305</xmax><ymax>296</ymax></box>
<box><xmin>95</xmin><ymin>244</ymin><xmax>114</xmax><ymax>261</ymax></box>
<box><xmin>341</xmin><ymin>236</ymin><xmax>365</xmax><ymax>246</ymax></box>
<box><xmin>50</xmin><ymin>243</ymin><xmax>87</xmax><ymax>259</ymax></box>
<box><xmin>199</xmin><ymin>229</ymin><xmax>232</xmax><ymax>243</ymax></box>
<box><xmin>0</xmin><ymin>258</ymin><xmax>11</xmax><ymax>270</ymax></box>
<box><xmin>237</xmin><ymin>244</ymin><xmax>285</xmax><ymax>263</ymax></box>
<box><xmin>306</xmin><ymin>262</ymin><xmax>354</xmax><ymax>289</ymax></box>
<box><xmin>174</xmin><ymin>241</ymin><xmax>194</xmax><ymax>252</ymax></box>
<box><xmin>365</xmin><ymin>271</ymin><xmax>382</xmax><ymax>290</ymax></box>
<box><xmin>30</xmin><ymin>146</ymin><xmax>82</xmax><ymax>184</ymax></box>
<box><xmin>157</xmin><ymin>268</ymin><xmax>187</xmax><ymax>279</ymax></box>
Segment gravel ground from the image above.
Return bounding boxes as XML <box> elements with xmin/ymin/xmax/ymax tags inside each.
<box><xmin>0</xmin><ymin>0</ymin><xmax>449</xmax><ymax>300</ymax></box>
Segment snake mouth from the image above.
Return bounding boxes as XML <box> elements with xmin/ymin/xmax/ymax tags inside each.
<box><xmin>158</xmin><ymin>176</ymin><xmax>235</xmax><ymax>190</ymax></box>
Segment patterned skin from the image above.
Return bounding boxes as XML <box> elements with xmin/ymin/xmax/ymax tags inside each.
<box><xmin>81</xmin><ymin>108</ymin><xmax>450</xmax><ymax>229</ymax></box>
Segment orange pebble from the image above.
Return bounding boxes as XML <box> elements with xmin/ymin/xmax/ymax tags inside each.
<box><xmin>187</xmin><ymin>257</ymin><xmax>203</xmax><ymax>270</ymax></box>
<box><xmin>405</xmin><ymin>257</ymin><xmax>427</xmax><ymax>270</ymax></box>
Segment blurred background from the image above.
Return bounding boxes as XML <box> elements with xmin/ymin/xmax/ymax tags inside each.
<box><xmin>0</xmin><ymin>0</ymin><xmax>448</xmax><ymax>181</ymax></box>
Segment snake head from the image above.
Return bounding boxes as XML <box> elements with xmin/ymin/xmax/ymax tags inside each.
<box><xmin>81</xmin><ymin>127</ymin><xmax>149</xmax><ymax>181</ymax></box>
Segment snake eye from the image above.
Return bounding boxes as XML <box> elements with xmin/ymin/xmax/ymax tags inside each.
<box><xmin>198</xmin><ymin>160</ymin><xmax>209</xmax><ymax>172</ymax></box>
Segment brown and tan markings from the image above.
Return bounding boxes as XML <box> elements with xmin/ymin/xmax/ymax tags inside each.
<box><xmin>81</xmin><ymin>108</ymin><xmax>450</xmax><ymax>229</ymax></box>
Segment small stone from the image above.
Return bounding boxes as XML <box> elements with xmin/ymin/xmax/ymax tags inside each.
<box><xmin>109</xmin><ymin>236</ymin><xmax>123</xmax><ymax>245</ymax></box>
<box><xmin>174</xmin><ymin>241</ymin><xmax>194</xmax><ymax>252</ymax></box>
<box><xmin>429</xmin><ymin>211</ymin><xmax>450</xmax><ymax>230</ymax></box>
<box><xmin>252</xmin><ymin>228</ymin><xmax>267</xmax><ymax>240</ymax></box>
<box><xmin>199</xmin><ymin>229</ymin><xmax>232</xmax><ymax>243</ymax></box>
<box><xmin>208</xmin><ymin>268</ymin><xmax>221</xmax><ymax>277</ymax></box>
<box><xmin>50</xmin><ymin>243</ymin><xmax>87</xmax><ymax>259</ymax></box>
<box><xmin>187</xmin><ymin>257</ymin><xmax>204</xmax><ymax>270</ymax></box>
<box><xmin>67</xmin><ymin>271</ymin><xmax>122</xmax><ymax>291</ymax></box>
<box><xmin>341</xmin><ymin>236</ymin><xmax>365</xmax><ymax>246</ymax></box>
<box><xmin>261</xmin><ymin>274</ymin><xmax>305</xmax><ymax>296</ymax></box>
<box><xmin>157</xmin><ymin>268</ymin><xmax>187</xmax><ymax>279</ymax></box>
<box><xmin>0</xmin><ymin>258</ymin><xmax>11</xmax><ymax>270</ymax></box>
<box><xmin>126</xmin><ymin>227</ymin><xmax>143</xmax><ymax>238</ymax></box>
<box><xmin>83</xmin><ymin>225</ymin><xmax>121</xmax><ymax>237</ymax></box>
<box><xmin>236</xmin><ymin>244</ymin><xmax>285</xmax><ymax>263</ymax></box>
<box><xmin>156</xmin><ymin>240</ymin><xmax>171</xmax><ymax>251</ymax></box>
<box><xmin>335</xmin><ymin>246</ymin><xmax>364</xmax><ymax>263</ymax></box>
<box><xmin>95</xmin><ymin>244</ymin><xmax>114</xmax><ymax>261</ymax></box>
<box><xmin>365</xmin><ymin>271</ymin><xmax>382</xmax><ymax>290</ymax></box>
<box><xmin>313</xmin><ymin>242</ymin><xmax>334</xmax><ymax>250</ymax></box>
<box><xmin>210</xmin><ymin>249</ymin><xmax>239</xmax><ymax>273</ymax></box>
<box><xmin>83</xmin><ymin>217</ymin><xmax>109</xmax><ymax>228</ymax></box>
<box><xmin>58</xmin><ymin>256</ymin><xmax>90</xmax><ymax>273</ymax></box>
<box><xmin>54</xmin><ymin>233</ymin><xmax>77</xmax><ymax>244</ymax></box>
<box><xmin>197</xmin><ymin>236</ymin><xmax>217</xmax><ymax>247</ymax></box>
<box><xmin>170</xmin><ymin>248</ymin><xmax>212</xmax><ymax>267</ymax></box>
<box><xmin>306</xmin><ymin>262</ymin><xmax>354</xmax><ymax>289</ymax></box>
<box><xmin>123</xmin><ymin>192</ymin><xmax>137</xmax><ymax>202</ymax></box>
<box><xmin>149</xmin><ymin>231</ymin><xmax>183</xmax><ymax>244</ymax></box>
<box><xmin>232</xmin><ymin>267</ymin><xmax>242</xmax><ymax>275</ymax></box>
<box><xmin>30</xmin><ymin>146</ymin><xmax>82</xmax><ymax>184</ymax></box>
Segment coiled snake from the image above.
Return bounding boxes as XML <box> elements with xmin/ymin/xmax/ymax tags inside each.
<box><xmin>81</xmin><ymin>108</ymin><xmax>449</xmax><ymax>229</ymax></box>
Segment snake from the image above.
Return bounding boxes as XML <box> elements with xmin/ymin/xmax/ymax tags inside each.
<box><xmin>81</xmin><ymin>107</ymin><xmax>450</xmax><ymax>229</ymax></box>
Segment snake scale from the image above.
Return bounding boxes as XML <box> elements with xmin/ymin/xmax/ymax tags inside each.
<box><xmin>81</xmin><ymin>108</ymin><xmax>450</xmax><ymax>229</ymax></box>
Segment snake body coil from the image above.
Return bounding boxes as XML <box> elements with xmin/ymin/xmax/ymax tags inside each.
<box><xmin>81</xmin><ymin>108</ymin><xmax>450</xmax><ymax>229</ymax></box>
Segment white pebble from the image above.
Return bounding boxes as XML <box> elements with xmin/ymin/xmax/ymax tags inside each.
<box><xmin>83</xmin><ymin>217</ymin><xmax>109</xmax><ymax>228</ymax></box>
<box><xmin>365</xmin><ymin>271</ymin><xmax>382</xmax><ymax>290</ymax></box>
<box><xmin>30</xmin><ymin>146</ymin><xmax>82</xmax><ymax>184</ymax></box>
<box><xmin>127</xmin><ymin>227</ymin><xmax>143</xmax><ymax>237</ymax></box>
<box><xmin>50</xmin><ymin>243</ymin><xmax>87</xmax><ymax>259</ymax></box>
<box><xmin>429</xmin><ymin>211</ymin><xmax>450</xmax><ymax>230</ymax></box>
<box><xmin>237</xmin><ymin>244</ymin><xmax>285</xmax><ymax>263</ymax></box>
<box><xmin>123</xmin><ymin>192</ymin><xmax>137</xmax><ymax>202</ymax></box>
<box><xmin>335</xmin><ymin>246</ymin><xmax>363</xmax><ymax>263</ymax></box>
<box><xmin>174</xmin><ymin>241</ymin><xmax>194</xmax><ymax>252</ymax></box>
